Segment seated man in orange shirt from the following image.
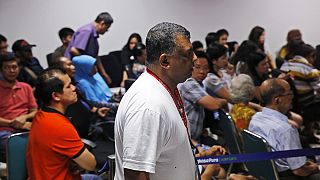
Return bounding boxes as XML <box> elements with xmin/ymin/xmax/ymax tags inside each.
<box><xmin>26</xmin><ymin>68</ymin><xmax>100</xmax><ymax>180</ymax></box>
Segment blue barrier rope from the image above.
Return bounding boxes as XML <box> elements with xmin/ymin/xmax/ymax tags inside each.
<box><xmin>196</xmin><ymin>148</ymin><xmax>320</xmax><ymax>165</ymax></box>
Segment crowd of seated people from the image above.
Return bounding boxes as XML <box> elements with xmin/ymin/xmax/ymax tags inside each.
<box><xmin>1</xmin><ymin>14</ymin><xmax>320</xmax><ymax>179</ymax></box>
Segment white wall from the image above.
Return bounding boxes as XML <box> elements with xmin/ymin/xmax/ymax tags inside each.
<box><xmin>1</xmin><ymin>0</ymin><xmax>319</xmax><ymax>67</ymax></box>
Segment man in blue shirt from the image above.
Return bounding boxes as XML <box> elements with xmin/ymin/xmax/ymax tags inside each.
<box><xmin>249</xmin><ymin>78</ymin><xmax>320</xmax><ymax>179</ymax></box>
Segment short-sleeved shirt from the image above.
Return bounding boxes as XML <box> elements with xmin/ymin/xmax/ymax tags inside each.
<box><xmin>115</xmin><ymin>72</ymin><xmax>196</xmax><ymax>180</ymax></box>
<box><xmin>26</xmin><ymin>107</ymin><xmax>84</xmax><ymax>180</ymax></box>
<box><xmin>178</xmin><ymin>78</ymin><xmax>208</xmax><ymax>140</ymax></box>
<box><xmin>65</xmin><ymin>23</ymin><xmax>99</xmax><ymax>59</ymax></box>
<box><xmin>0</xmin><ymin>80</ymin><xmax>37</xmax><ymax>132</ymax></box>
<box><xmin>203</xmin><ymin>72</ymin><xmax>228</xmax><ymax>97</ymax></box>
<box><xmin>249</xmin><ymin>108</ymin><xmax>306</xmax><ymax>172</ymax></box>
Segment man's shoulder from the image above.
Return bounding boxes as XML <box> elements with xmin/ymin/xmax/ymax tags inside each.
<box><xmin>35</xmin><ymin>110</ymin><xmax>75</xmax><ymax>131</ymax></box>
<box><xmin>120</xmin><ymin>73</ymin><xmax>172</xmax><ymax>110</ymax></box>
<box><xmin>77</xmin><ymin>23</ymin><xmax>94</xmax><ymax>33</ymax></box>
<box><xmin>16</xmin><ymin>81</ymin><xmax>32</xmax><ymax>88</ymax></box>
<box><xmin>53</xmin><ymin>45</ymin><xmax>65</xmax><ymax>53</ymax></box>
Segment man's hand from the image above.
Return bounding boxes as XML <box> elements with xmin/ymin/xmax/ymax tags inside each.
<box><xmin>21</xmin><ymin>122</ymin><xmax>32</xmax><ymax>130</ymax></box>
<box><xmin>97</xmin><ymin>107</ymin><xmax>110</xmax><ymax>118</ymax></box>
<box><xmin>103</xmin><ymin>73</ymin><xmax>112</xmax><ymax>85</ymax></box>
<box><xmin>14</xmin><ymin>115</ymin><xmax>28</xmax><ymax>125</ymax></box>
<box><xmin>68</xmin><ymin>160</ymin><xmax>84</xmax><ymax>175</ymax></box>
<box><xmin>205</xmin><ymin>145</ymin><xmax>226</xmax><ymax>156</ymax></box>
<box><xmin>229</xmin><ymin>173</ymin><xmax>257</xmax><ymax>180</ymax></box>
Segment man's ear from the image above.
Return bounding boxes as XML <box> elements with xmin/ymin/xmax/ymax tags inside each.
<box><xmin>51</xmin><ymin>92</ymin><xmax>61</xmax><ymax>102</ymax></box>
<box><xmin>274</xmin><ymin>97</ymin><xmax>280</xmax><ymax>104</ymax></box>
<box><xmin>159</xmin><ymin>54</ymin><xmax>170</xmax><ymax>69</ymax></box>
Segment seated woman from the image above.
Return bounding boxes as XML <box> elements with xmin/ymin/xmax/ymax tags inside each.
<box><xmin>231</xmin><ymin>40</ymin><xmax>259</xmax><ymax>75</ymax></box>
<box><xmin>248</xmin><ymin>26</ymin><xmax>276</xmax><ymax>69</ymax></box>
<box><xmin>52</xmin><ymin>56</ymin><xmax>110</xmax><ymax>139</ymax></box>
<box><xmin>73</xmin><ymin>55</ymin><xmax>118</xmax><ymax>113</ymax></box>
<box><xmin>126</xmin><ymin>42</ymin><xmax>147</xmax><ymax>79</ymax></box>
<box><xmin>203</xmin><ymin>43</ymin><xmax>232</xmax><ymax>106</ymax></box>
<box><xmin>229</xmin><ymin>74</ymin><xmax>256</xmax><ymax>131</ymax></box>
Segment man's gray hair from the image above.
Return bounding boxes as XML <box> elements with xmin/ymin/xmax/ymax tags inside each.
<box><xmin>146</xmin><ymin>22</ymin><xmax>190</xmax><ymax>64</ymax></box>
<box><xmin>230</xmin><ymin>74</ymin><xmax>255</xmax><ymax>103</ymax></box>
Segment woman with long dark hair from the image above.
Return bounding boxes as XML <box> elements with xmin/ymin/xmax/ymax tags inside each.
<box><xmin>203</xmin><ymin>43</ymin><xmax>232</xmax><ymax>103</ymax></box>
<box><xmin>249</xmin><ymin>26</ymin><xmax>276</xmax><ymax>69</ymax></box>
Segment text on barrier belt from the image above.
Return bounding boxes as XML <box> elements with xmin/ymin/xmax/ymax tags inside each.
<box><xmin>196</xmin><ymin>148</ymin><xmax>320</xmax><ymax>165</ymax></box>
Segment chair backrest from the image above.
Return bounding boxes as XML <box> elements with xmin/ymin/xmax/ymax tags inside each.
<box><xmin>6</xmin><ymin>132</ymin><xmax>29</xmax><ymax>180</ymax></box>
<box><xmin>241</xmin><ymin>130</ymin><xmax>279</xmax><ymax>180</ymax></box>
<box><xmin>46</xmin><ymin>53</ymin><xmax>53</xmax><ymax>67</ymax></box>
<box><xmin>218</xmin><ymin>110</ymin><xmax>242</xmax><ymax>155</ymax></box>
<box><xmin>100</xmin><ymin>52</ymin><xmax>124</xmax><ymax>88</ymax></box>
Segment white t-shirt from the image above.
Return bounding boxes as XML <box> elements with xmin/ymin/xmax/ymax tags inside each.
<box><xmin>114</xmin><ymin>72</ymin><xmax>197</xmax><ymax>180</ymax></box>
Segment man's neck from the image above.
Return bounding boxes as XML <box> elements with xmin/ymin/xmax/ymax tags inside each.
<box><xmin>48</xmin><ymin>103</ymin><xmax>66</xmax><ymax>115</ymax></box>
<box><xmin>148</xmin><ymin>67</ymin><xmax>177</xmax><ymax>93</ymax></box>
<box><xmin>1</xmin><ymin>79</ymin><xmax>16</xmax><ymax>88</ymax></box>
<box><xmin>265</xmin><ymin>105</ymin><xmax>283</xmax><ymax>114</ymax></box>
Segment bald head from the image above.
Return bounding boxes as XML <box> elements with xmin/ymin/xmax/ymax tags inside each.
<box><xmin>260</xmin><ymin>78</ymin><xmax>286</xmax><ymax>105</ymax></box>
<box><xmin>260</xmin><ymin>78</ymin><xmax>293</xmax><ymax>113</ymax></box>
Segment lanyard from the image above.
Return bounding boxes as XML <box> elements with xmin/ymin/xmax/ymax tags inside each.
<box><xmin>146</xmin><ymin>68</ymin><xmax>189</xmax><ymax>133</ymax></box>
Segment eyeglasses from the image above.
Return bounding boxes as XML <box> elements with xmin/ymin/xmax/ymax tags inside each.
<box><xmin>3</xmin><ymin>65</ymin><xmax>19</xmax><ymax>71</ymax></box>
<box><xmin>277</xmin><ymin>91</ymin><xmax>293</xmax><ymax>97</ymax></box>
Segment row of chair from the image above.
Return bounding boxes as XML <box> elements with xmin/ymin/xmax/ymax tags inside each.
<box><xmin>217</xmin><ymin>110</ymin><xmax>279</xmax><ymax>180</ymax></box>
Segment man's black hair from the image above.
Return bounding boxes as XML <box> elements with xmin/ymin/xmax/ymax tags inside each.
<box><xmin>58</xmin><ymin>27</ymin><xmax>74</xmax><ymax>41</ymax></box>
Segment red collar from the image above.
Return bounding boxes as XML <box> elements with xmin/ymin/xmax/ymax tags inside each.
<box><xmin>0</xmin><ymin>80</ymin><xmax>21</xmax><ymax>89</ymax></box>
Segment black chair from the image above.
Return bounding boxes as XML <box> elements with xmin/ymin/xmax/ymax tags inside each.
<box><xmin>100</xmin><ymin>53</ymin><xmax>124</xmax><ymax>88</ymax></box>
<box><xmin>46</xmin><ymin>53</ymin><xmax>53</xmax><ymax>67</ymax></box>
<box><xmin>241</xmin><ymin>130</ymin><xmax>279</xmax><ymax>180</ymax></box>
<box><xmin>217</xmin><ymin>110</ymin><xmax>246</xmax><ymax>175</ymax></box>
<box><xmin>218</xmin><ymin>110</ymin><xmax>243</xmax><ymax>156</ymax></box>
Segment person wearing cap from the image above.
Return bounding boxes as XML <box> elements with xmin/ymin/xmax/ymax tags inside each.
<box><xmin>12</xmin><ymin>39</ymin><xmax>44</xmax><ymax>87</ymax></box>
<box><xmin>65</xmin><ymin>12</ymin><xmax>114</xmax><ymax>85</ymax></box>
<box><xmin>0</xmin><ymin>52</ymin><xmax>37</xmax><ymax>163</ymax></box>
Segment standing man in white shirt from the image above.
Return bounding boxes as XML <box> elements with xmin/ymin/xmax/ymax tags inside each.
<box><xmin>114</xmin><ymin>22</ymin><xmax>198</xmax><ymax>180</ymax></box>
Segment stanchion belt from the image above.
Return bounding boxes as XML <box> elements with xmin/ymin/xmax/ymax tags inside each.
<box><xmin>196</xmin><ymin>148</ymin><xmax>320</xmax><ymax>165</ymax></box>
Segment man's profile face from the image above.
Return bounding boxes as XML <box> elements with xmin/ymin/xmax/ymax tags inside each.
<box><xmin>62</xmin><ymin>35</ymin><xmax>73</xmax><ymax>45</ymax></box>
<box><xmin>18</xmin><ymin>49</ymin><xmax>33</xmax><ymax>61</ymax></box>
<box><xmin>57</xmin><ymin>74</ymin><xmax>77</xmax><ymax>106</ymax></box>
<box><xmin>98</xmin><ymin>22</ymin><xmax>111</xmax><ymax>35</ymax></box>
<box><xmin>218</xmin><ymin>34</ymin><xmax>228</xmax><ymax>46</ymax></box>
<box><xmin>192</xmin><ymin>57</ymin><xmax>209</xmax><ymax>82</ymax></box>
<box><xmin>1</xmin><ymin>60</ymin><xmax>20</xmax><ymax>83</ymax></box>
<box><xmin>60</xmin><ymin>57</ymin><xmax>76</xmax><ymax>78</ymax></box>
<box><xmin>279</xmin><ymin>82</ymin><xmax>293</xmax><ymax>113</ymax></box>
<box><xmin>167</xmin><ymin>35</ymin><xmax>196</xmax><ymax>84</ymax></box>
